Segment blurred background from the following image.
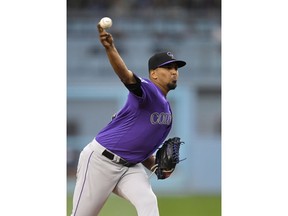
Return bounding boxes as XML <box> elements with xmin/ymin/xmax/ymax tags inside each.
<box><xmin>67</xmin><ymin>0</ymin><xmax>221</xmax><ymax>215</ymax></box>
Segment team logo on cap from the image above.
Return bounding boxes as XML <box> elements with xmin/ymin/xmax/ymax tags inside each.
<box><xmin>167</xmin><ymin>52</ymin><xmax>174</xmax><ymax>59</ymax></box>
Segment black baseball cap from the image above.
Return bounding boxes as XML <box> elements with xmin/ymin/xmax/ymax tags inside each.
<box><xmin>148</xmin><ymin>51</ymin><xmax>186</xmax><ymax>70</ymax></box>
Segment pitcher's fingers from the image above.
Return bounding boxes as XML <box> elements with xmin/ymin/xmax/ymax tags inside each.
<box><xmin>100</xmin><ymin>33</ymin><xmax>110</xmax><ymax>39</ymax></box>
<box><xmin>97</xmin><ymin>23</ymin><xmax>104</xmax><ymax>33</ymax></box>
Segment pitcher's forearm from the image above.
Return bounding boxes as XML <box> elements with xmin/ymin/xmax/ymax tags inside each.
<box><xmin>105</xmin><ymin>46</ymin><xmax>135</xmax><ymax>84</ymax></box>
<box><xmin>98</xmin><ymin>24</ymin><xmax>135</xmax><ymax>84</ymax></box>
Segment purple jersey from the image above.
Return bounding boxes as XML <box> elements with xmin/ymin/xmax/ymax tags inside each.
<box><xmin>96</xmin><ymin>76</ymin><xmax>172</xmax><ymax>163</ymax></box>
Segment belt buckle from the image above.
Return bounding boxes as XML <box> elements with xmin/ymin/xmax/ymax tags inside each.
<box><xmin>103</xmin><ymin>149</ymin><xmax>134</xmax><ymax>167</ymax></box>
<box><xmin>113</xmin><ymin>155</ymin><xmax>121</xmax><ymax>163</ymax></box>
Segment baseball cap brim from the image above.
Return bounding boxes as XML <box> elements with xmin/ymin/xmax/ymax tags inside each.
<box><xmin>158</xmin><ymin>60</ymin><xmax>186</xmax><ymax>68</ymax></box>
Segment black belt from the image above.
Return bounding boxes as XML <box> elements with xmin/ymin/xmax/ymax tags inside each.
<box><xmin>102</xmin><ymin>150</ymin><xmax>135</xmax><ymax>167</ymax></box>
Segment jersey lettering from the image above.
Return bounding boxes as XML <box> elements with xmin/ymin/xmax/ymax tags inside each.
<box><xmin>150</xmin><ymin>112</ymin><xmax>172</xmax><ymax>125</ymax></box>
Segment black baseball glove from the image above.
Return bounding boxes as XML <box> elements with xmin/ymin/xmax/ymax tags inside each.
<box><xmin>152</xmin><ymin>137</ymin><xmax>184</xmax><ymax>179</ymax></box>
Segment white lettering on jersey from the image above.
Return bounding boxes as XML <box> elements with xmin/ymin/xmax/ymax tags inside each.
<box><xmin>150</xmin><ymin>112</ymin><xmax>172</xmax><ymax>125</ymax></box>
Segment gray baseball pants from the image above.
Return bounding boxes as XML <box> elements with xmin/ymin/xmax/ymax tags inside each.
<box><xmin>70</xmin><ymin>139</ymin><xmax>159</xmax><ymax>216</ymax></box>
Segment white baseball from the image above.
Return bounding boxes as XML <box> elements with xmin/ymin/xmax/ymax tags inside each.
<box><xmin>99</xmin><ymin>17</ymin><xmax>112</xmax><ymax>29</ymax></box>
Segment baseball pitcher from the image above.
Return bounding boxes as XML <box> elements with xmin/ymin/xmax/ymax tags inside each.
<box><xmin>70</xmin><ymin>18</ymin><xmax>186</xmax><ymax>216</ymax></box>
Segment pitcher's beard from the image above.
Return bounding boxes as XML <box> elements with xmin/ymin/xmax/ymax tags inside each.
<box><xmin>167</xmin><ymin>82</ymin><xmax>177</xmax><ymax>90</ymax></box>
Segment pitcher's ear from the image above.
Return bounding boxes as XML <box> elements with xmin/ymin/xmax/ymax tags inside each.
<box><xmin>149</xmin><ymin>69</ymin><xmax>158</xmax><ymax>80</ymax></box>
